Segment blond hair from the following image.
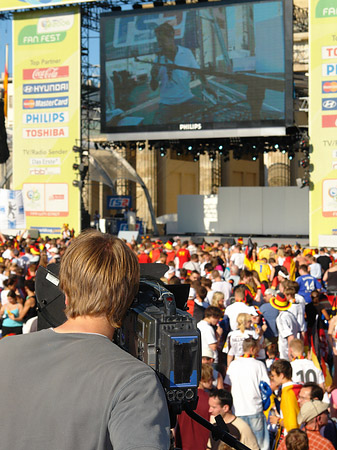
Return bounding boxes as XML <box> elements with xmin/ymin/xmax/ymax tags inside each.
<box><xmin>201</xmin><ymin>363</ymin><xmax>213</xmax><ymax>382</ymax></box>
<box><xmin>237</xmin><ymin>313</ymin><xmax>251</xmax><ymax>333</ymax></box>
<box><xmin>289</xmin><ymin>338</ymin><xmax>304</xmax><ymax>355</ymax></box>
<box><xmin>59</xmin><ymin>229</ymin><xmax>140</xmax><ymax>328</ymax></box>
<box><xmin>211</xmin><ymin>291</ymin><xmax>225</xmax><ymax>308</ymax></box>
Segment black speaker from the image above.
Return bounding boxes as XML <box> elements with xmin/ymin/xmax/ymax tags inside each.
<box><xmin>192</xmin><ymin>236</ymin><xmax>205</xmax><ymax>245</ymax></box>
<box><xmin>220</xmin><ymin>237</ymin><xmax>236</xmax><ymax>246</ymax></box>
<box><xmin>0</xmin><ymin>100</ymin><xmax>9</xmax><ymax>164</ymax></box>
<box><xmin>35</xmin><ymin>263</ymin><xmax>66</xmax><ymax>330</ymax></box>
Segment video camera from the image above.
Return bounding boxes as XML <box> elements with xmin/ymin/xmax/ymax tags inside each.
<box><xmin>35</xmin><ymin>262</ymin><xmax>200</xmax><ymax>421</ymax></box>
<box><xmin>35</xmin><ymin>262</ymin><xmax>251</xmax><ymax>450</ymax></box>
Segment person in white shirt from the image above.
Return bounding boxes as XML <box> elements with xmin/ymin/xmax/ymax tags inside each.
<box><xmin>197</xmin><ymin>306</ymin><xmax>222</xmax><ymax>363</ymax></box>
<box><xmin>225</xmin><ymin>285</ymin><xmax>251</xmax><ymax>331</ymax></box>
<box><xmin>225</xmin><ymin>337</ymin><xmax>270</xmax><ymax>450</ymax></box>
<box><xmin>211</xmin><ymin>270</ymin><xmax>232</xmax><ymax>307</ymax></box>
<box><xmin>270</xmin><ymin>293</ymin><xmax>300</xmax><ymax>360</ymax></box>
<box><xmin>230</xmin><ymin>245</ymin><xmax>245</xmax><ymax>270</ymax></box>
<box><xmin>289</xmin><ymin>338</ymin><xmax>325</xmax><ymax>390</ymax></box>
<box><xmin>307</xmin><ymin>254</ymin><xmax>322</xmax><ymax>280</ymax></box>
<box><xmin>224</xmin><ymin>313</ymin><xmax>259</xmax><ymax>366</ymax></box>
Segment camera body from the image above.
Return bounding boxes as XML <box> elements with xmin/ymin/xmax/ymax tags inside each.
<box><xmin>115</xmin><ymin>278</ymin><xmax>200</xmax><ymax>416</ymax></box>
<box><xmin>35</xmin><ymin>264</ymin><xmax>201</xmax><ymax>417</ymax></box>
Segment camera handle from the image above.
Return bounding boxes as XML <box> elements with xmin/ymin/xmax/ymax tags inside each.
<box><xmin>184</xmin><ymin>406</ymin><xmax>251</xmax><ymax>450</ymax></box>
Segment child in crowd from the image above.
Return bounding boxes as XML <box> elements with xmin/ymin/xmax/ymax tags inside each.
<box><xmin>224</xmin><ymin>312</ymin><xmax>259</xmax><ymax>366</ymax></box>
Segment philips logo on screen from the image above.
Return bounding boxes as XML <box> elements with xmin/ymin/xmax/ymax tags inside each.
<box><xmin>179</xmin><ymin>123</ymin><xmax>202</xmax><ymax>130</ymax></box>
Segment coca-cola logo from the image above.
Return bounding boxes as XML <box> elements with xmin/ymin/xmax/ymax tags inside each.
<box><xmin>23</xmin><ymin>66</ymin><xmax>69</xmax><ymax>80</ymax></box>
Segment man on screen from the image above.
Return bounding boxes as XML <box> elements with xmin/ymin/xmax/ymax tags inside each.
<box><xmin>150</xmin><ymin>22</ymin><xmax>214</xmax><ymax>124</ymax></box>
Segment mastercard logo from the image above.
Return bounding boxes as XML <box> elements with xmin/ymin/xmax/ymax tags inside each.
<box><xmin>23</xmin><ymin>99</ymin><xmax>35</xmax><ymax>109</ymax></box>
<box><xmin>322</xmin><ymin>81</ymin><xmax>337</xmax><ymax>93</ymax></box>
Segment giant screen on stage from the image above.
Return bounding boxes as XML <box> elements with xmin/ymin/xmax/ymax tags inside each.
<box><xmin>100</xmin><ymin>0</ymin><xmax>293</xmax><ymax>140</ymax></box>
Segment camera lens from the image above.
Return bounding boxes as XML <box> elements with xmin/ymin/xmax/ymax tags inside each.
<box><xmin>185</xmin><ymin>389</ymin><xmax>194</xmax><ymax>400</ymax></box>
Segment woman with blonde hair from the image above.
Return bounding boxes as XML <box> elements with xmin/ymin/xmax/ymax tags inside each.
<box><xmin>211</xmin><ymin>291</ymin><xmax>225</xmax><ymax>312</ymax></box>
<box><xmin>223</xmin><ymin>312</ymin><xmax>259</xmax><ymax>366</ymax></box>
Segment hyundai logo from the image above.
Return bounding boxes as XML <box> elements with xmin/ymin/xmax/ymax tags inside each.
<box><xmin>323</xmin><ymin>99</ymin><xmax>337</xmax><ymax>109</ymax></box>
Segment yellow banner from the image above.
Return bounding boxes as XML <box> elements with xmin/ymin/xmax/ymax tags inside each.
<box><xmin>310</xmin><ymin>0</ymin><xmax>337</xmax><ymax>246</ymax></box>
<box><xmin>1</xmin><ymin>0</ymin><xmax>98</xmax><ymax>12</ymax></box>
<box><xmin>13</xmin><ymin>7</ymin><xmax>81</xmax><ymax>236</ymax></box>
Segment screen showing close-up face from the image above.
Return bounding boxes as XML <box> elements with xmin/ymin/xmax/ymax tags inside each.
<box><xmin>100</xmin><ymin>0</ymin><xmax>292</xmax><ymax>140</ymax></box>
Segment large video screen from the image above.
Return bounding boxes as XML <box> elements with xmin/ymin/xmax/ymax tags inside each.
<box><xmin>100</xmin><ymin>0</ymin><xmax>292</xmax><ymax>140</ymax></box>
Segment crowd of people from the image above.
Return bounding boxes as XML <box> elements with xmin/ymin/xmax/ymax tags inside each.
<box><xmin>134</xmin><ymin>236</ymin><xmax>337</xmax><ymax>450</ymax></box>
<box><xmin>1</xmin><ymin>230</ymin><xmax>337</xmax><ymax>449</ymax></box>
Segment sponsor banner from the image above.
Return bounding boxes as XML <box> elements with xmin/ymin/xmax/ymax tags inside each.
<box><xmin>322</xmin><ymin>115</ymin><xmax>337</xmax><ymax>127</ymax></box>
<box><xmin>0</xmin><ymin>0</ymin><xmax>98</xmax><ymax>12</ymax></box>
<box><xmin>13</xmin><ymin>7</ymin><xmax>81</xmax><ymax>235</ymax></box>
<box><xmin>23</xmin><ymin>111</ymin><xmax>69</xmax><ymax>124</ymax></box>
<box><xmin>107</xmin><ymin>196</ymin><xmax>132</xmax><ymax>209</ymax></box>
<box><xmin>322</xmin><ymin>46</ymin><xmax>337</xmax><ymax>59</ymax></box>
<box><xmin>322</xmin><ymin>63</ymin><xmax>337</xmax><ymax>76</ymax></box>
<box><xmin>23</xmin><ymin>82</ymin><xmax>69</xmax><ymax>95</ymax></box>
<box><xmin>0</xmin><ymin>189</ymin><xmax>26</xmax><ymax>230</ymax></box>
<box><xmin>22</xmin><ymin>127</ymin><xmax>69</xmax><ymax>138</ymax></box>
<box><xmin>309</xmin><ymin>0</ymin><xmax>337</xmax><ymax>244</ymax></box>
<box><xmin>22</xmin><ymin>96</ymin><xmax>69</xmax><ymax>109</ymax></box>
<box><xmin>29</xmin><ymin>167</ymin><xmax>61</xmax><ymax>175</ymax></box>
<box><xmin>23</xmin><ymin>66</ymin><xmax>69</xmax><ymax>80</ymax></box>
<box><xmin>22</xmin><ymin>183</ymin><xmax>69</xmax><ymax>217</ymax></box>
<box><xmin>322</xmin><ymin>80</ymin><xmax>337</xmax><ymax>93</ymax></box>
<box><xmin>322</xmin><ymin>98</ymin><xmax>337</xmax><ymax>110</ymax></box>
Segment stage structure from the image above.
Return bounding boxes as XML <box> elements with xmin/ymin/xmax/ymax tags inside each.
<box><xmin>2</xmin><ymin>0</ymin><xmax>308</xmax><ymax>236</ymax></box>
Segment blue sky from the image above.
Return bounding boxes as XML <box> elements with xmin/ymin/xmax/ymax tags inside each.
<box><xmin>0</xmin><ymin>19</ymin><xmax>13</xmax><ymax>75</ymax></box>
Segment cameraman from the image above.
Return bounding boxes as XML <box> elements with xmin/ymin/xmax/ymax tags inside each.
<box><xmin>0</xmin><ymin>230</ymin><xmax>170</xmax><ymax>450</ymax></box>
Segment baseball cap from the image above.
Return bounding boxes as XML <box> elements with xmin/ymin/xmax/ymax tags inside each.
<box><xmin>202</xmin><ymin>347</ymin><xmax>215</xmax><ymax>359</ymax></box>
<box><xmin>248</xmin><ymin>306</ymin><xmax>259</xmax><ymax>316</ymax></box>
<box><xmin>297</xmin><ymin>400</ymin><xmax>329</xmax><ymax>425</ymax></box>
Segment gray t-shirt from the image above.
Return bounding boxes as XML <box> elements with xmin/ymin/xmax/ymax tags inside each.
<box><xmin>0</xmin><ymin>329</ymin><xmax>170</xmax><ymax>450</ymax></box>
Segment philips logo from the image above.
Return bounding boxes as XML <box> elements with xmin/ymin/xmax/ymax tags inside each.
<box><xmin>179</xmin><ymin>123</ymin><xmax>202</xmax><ymax>130</ymax></box>
<box><xmin>322</xmin><ymin>98</ymin><xmax>337</xmax><ymax>110</ymax></box>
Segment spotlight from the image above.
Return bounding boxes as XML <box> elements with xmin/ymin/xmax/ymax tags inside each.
<box><xmin>209</xmin><ymin>152</ymin><xmax>216</xmax><ymax>162</ymax></box>
<box><xmin>274</xmin><ymin>144</ymin><xmax>279</xmax><ymax>150</ymax></box>
<box><xmin>300</xmin><ymin>158</ymin><xmax>309</xmax><ymax>168</ymax></box>
<box><xmin>252</xmin><ymin>154</ymin><xmax>258</xmax><ymax>161</ymax></box>
<box><xmin>296</xmin><ymin>177</ymin><xmax>309</xmax><ymax>188</ymax></box>
<box><xmin>72</xmin><ymin>163</ymin><xmax>83</xmax><ymax>171</ymax></box>
<box><xmin>160</xmin><ymin>147</ymin><xmax>167</xmax><ymax>157</ymax></box>
<box><xmin>72</xmin><ymin>180</ymin><xmax>83</xmax><ymax>188</ymax></box>
<box><xmin>193</xmin><ymin>154</ymin><xmax>199</xmax><ymax>161</ymax></box>
<box><xmin>288</xmin><ymin>151</ymin><xmax>295</xmax><ymax>160</ymax></box>
<box><xmin>138</xmin><ymin>141</ymin><xmax>145</xmax><ymax>151</ymax></box>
